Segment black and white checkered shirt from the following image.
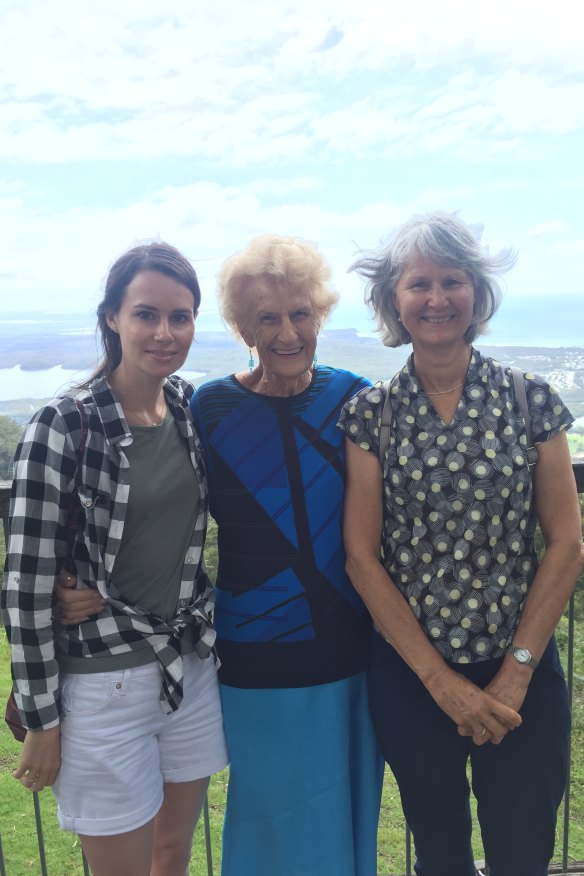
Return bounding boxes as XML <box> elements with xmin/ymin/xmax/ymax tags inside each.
<box><xmin>2</xmin><ymin>374</ymin><xmax>215</xmax><ymax>731</ymax></box>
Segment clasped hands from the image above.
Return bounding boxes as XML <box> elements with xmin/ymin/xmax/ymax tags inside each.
<box><xmin>424</xmin><ymin>663</ymin><xmax>526</xmax><ymax>746</ymax></box>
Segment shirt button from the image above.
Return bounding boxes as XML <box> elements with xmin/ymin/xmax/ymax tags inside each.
<box><xmin>186</xmin><ymin>556</ymin><xmax>195</xmax><ymax>565</ymax></box>
<box><xmin>115</xmin><ymin>683</ymin><xmax>122</xmax><ymax>690</ymax></box>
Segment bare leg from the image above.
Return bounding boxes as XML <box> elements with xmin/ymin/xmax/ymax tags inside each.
<box><xmin>79</xmin><ymin>820</ymin><xmax>154</xmax><ymax>876</ymax></box>
<box><xmin>151</xmin><ymin>777</ymin><xmax>211</xmax><ymax>876</ymax></box>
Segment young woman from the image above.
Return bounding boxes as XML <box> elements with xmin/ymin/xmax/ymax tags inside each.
<box><xmin>2</xmin><ymin>243</ymin><xmax>228</xmax><ymax>876</ymax></box>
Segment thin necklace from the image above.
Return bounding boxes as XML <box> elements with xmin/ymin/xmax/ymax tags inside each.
<box><xmin>424</xmin><ymin>381</ymin><xmax>465</xmax><ymax>396</ymax></box>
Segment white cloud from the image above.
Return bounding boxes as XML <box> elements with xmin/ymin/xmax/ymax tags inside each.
<box><xmin>0</xmin><ymin>0</ymin><xmax>581</xmax><ymax>336</ymax></box>
<box><xmin>527</xmin><ymin>221</ymin><xmax>567</xmax><ymax>238</ymax></box>
<box><xmin>1</xmin><ymin>1</ymin><xmax>582</xmax><ymax>165</ymax></box>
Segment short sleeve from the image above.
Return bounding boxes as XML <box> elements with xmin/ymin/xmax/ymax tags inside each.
<box><xmin>337</xmin><ymin>381</ymin><xmax>387</xmax><ymax>456</ymax></box>
<box><xmin>524</xmin><ymin>373</ymin><xmax>574</xmax><ymax>444</ymax></box>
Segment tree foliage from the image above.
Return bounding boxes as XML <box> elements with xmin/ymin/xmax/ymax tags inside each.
<box><xmin>0</xmin><ymin>414</ymin><xmax>21</xmax><ymax>480</ymax></box>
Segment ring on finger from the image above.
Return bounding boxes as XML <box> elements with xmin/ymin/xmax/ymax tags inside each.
<box><xmin>479</xmin><ymin>726</ymin><xmax>487</xmax><ymax>737</ymax></box>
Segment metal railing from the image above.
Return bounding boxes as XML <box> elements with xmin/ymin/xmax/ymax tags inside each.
<box><xmin>1</xmin><ymin>464</ymin><xmax>584</xmax><ymax>875</ymax></box>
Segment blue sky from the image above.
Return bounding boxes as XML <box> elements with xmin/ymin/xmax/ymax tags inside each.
<box><xmin>0</xmin><ymin>0</ymin><xmax>582</xmax><ymax>337</ymax></box>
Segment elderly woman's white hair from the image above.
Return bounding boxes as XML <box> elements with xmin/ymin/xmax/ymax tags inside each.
<box><xmin>218</xmin><ymin>234</ymin><xmax>339</xmax><ymax>337</ymax></box>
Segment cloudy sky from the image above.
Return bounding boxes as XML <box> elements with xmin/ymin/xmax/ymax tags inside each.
<box><xmin>1</xmin><ymin>0</ymin><xmax>582</xmax><ymax>336</ymax></box>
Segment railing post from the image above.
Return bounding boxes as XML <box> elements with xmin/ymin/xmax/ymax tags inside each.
<box><xmin>32</xmin><ymin>791</ymin><xmax>49</xmax><ymax>876</ymax></box>
<box><xmin>203</xmin><ymin>795</ymin><xmax>214</xmax><ymax>876</ymax></box>
<box><xmin>562</xmin><ymin>592</ymin><xmax>575</xmax><ymax>874</ymax></box>
<box><xmin>405</xmin><ymin>822</ymin><xmax>412</xmax><ymax>875</ymax></box>
<box><xmin>0</xmin><ymin>829</ymin><xmax>6</xmax><ymax>876</ymax></box>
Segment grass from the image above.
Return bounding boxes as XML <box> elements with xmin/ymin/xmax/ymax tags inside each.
<box><xmin>2</xmin><ymin>624</ymin><xmax>584</xmax><ymax>875</ymax></box>
<box><xmin>1</xmin><ymin>510</ymin><xmax>584</xmax><ymax>874</ymax></box>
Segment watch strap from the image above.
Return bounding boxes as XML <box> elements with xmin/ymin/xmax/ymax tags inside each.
<box><xmin>507</xmin><ymin>645</ymin><xmax>539</xmax><ymax>670</ymax></box>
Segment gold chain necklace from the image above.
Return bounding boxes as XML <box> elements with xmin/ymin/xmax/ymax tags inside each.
<box><xmin>424</xmin><ymin>381</ymin><xmax>465</xmax><ymax>396</ymax></box>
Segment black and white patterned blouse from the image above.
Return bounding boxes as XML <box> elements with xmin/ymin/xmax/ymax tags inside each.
<box><xmin>338</xmin><ymin>348</ymin><xmax>573</xmax><ymax>664</ymax></box>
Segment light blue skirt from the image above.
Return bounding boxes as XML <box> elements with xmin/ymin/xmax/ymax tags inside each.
<box><xmin>219</xmin><ymin>672</ymin><xmax>384</xmax><ymax>876</ymax></box>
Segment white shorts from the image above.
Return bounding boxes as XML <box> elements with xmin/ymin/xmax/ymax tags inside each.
<box><xmin>53</xmin><ymin>651</ymin><xmax>228</xmax><ymax>836</ymax></box>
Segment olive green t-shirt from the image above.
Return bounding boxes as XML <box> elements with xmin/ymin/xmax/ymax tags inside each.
<box><xmin>59</xmin><ymin>411</ymin><xmax>200</xmax><ymax>673</ymax></box>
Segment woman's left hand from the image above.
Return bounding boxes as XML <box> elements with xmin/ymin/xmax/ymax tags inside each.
<box><xmin>457</xmin><ymin>661</ymin><xmax>530</xmax><ymax>745</ymax></box>
<box><xmin>483</xmin><ymin>664</ymin><xmax>530</xmax><ymax>714</ymax></box>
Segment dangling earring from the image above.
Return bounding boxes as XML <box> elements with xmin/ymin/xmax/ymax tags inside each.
<box><xmin>248</xmin><ymin>349</ymin><xmax>255</xmax><ymax>373</ymax></box>
<box><xmin>313</xmin><ymin>353</ymin><xmax>318</xmax><ymax>367</ymax></box>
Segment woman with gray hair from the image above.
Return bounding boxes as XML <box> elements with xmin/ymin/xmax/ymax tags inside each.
<box><xmin>190</xmin><ymin>234</ymin><xmax>384</xmax><ymax>876</ymax></box>
<box><xmin>339</xmin><ymin>212</ymin><xmax>584</xmax><ymax>876</ymax></box>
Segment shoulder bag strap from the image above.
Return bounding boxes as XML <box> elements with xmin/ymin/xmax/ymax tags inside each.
<box><xmin>510</xmin><ymin>366</ymin><xmax>538</xmax><ymax>470</ymax></box>
<box><xmin>378</xmin><ymin>376</ymin><xmax>397</xmax><ymax>466</ymax></box>
<box><xmin>64</xmin><ymin>401</ymin><xmax>88</xmax><ymax>569</ymax></box>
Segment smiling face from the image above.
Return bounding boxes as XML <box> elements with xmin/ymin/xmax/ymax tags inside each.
<box><xmin>239</xmin><ymin>276</ymin><xmax>320</xmax><ymax>396</ymax></box>
<box><xmin>394</xmin><ymin>252</ymin><xmax>475</xmax><ymax>352</ymax></box>
<box><xmin>106</xmin><ymin>270</ymin><xmax>196</xmax><ymax>384</ymax></box>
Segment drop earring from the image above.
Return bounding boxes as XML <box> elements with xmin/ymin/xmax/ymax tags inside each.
<box><xmin>248</xmin><ymin>349</ymin><xmax>255</xmax><ymax>373</ymax></box>
<box><xmin>313</xmin><ymin>353</ymin><xmax>318</xmax><ymax>367</ymax></box>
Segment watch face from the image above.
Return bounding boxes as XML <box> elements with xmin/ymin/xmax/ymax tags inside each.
<box><xmin>514</xmin><ymin>648</ymin><xmax>531</xmax><ymax>663</ymax></box>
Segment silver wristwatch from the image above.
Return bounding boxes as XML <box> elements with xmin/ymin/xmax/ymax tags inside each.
<box><xmin>506</xmin><ymin>645</ymin><xmax>539</xmax><ymax>670</ymax></box>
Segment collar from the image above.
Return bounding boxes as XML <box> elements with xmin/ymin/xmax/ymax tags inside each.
<box><xmin>82</xmin><ymin>374</ymin><xmax>192</xmax><ymax>446</ymax></box>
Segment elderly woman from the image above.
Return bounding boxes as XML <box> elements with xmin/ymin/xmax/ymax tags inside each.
<box><xmin>339</xmin><ymin>212</ymin><xmax>584</xmax><ymax>876</ymax></box>
<box><xmin>190</xmin><ymin>234</ymin><xmax>383</xmax><ymax>876</ymax></box>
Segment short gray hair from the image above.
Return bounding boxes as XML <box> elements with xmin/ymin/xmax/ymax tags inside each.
<box><xmin>350</xmin><ymin>212</ymin><xmax>516</xmax><ymax>347</ymax></box>
<box><xmin>218</xmin><ymin>234</ymin><xmax>338</xmax><ymax>338</ymax></box>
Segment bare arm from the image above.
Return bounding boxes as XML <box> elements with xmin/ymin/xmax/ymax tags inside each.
<box><xmin>343</xmin><ymin>438</ymin><xmax>522</xmax><ymax>744</ymax></box>
<box><xmin>484</xmin><ymin>431</ymin><xmax>584</xmax><ymax>712</ymax></box>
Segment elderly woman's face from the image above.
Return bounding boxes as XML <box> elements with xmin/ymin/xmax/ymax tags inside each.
<box><xmin>394</xmin><ymin>253</ymin><xmax>475</xmax><ymax>350</ymax></box>
<box><xmin>240</xmin><ymin>277</ymin><xmax>319</xmax><ymax>390</ymax></box>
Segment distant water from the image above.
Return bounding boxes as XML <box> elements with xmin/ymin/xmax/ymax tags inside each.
<box><xmin>333</xmin><ymin>293</ymin><xmax>583</xmax><ymax>347</ymax></box>
<box><xmin>486</xmin><ymin>295</ymin><xmax>582</xmax><ymax>347</ymax></box>
<box><xmin>0</xmin><ymin>366</ymin><xmax>205</xmax><ymax>402</ymax></box>
<box><xmin>0</xmin><ymin>365</ymin><xmax>85</xmax><ymax>400</ymax></box>
<box><xmin>0</xmin><ymin>294</ymin><xmax>581</xmax><ymax>402</ymax></box>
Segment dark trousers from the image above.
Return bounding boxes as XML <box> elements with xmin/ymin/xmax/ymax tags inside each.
<box><xmin>368</xmin><ymin>635</ymin><xmax>570</xmax><ymax>876</ymax></box>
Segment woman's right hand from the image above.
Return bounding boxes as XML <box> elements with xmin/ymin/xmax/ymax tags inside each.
<box><xmin>426</xmin><ymin>664</ymin><xmax>522</xmax><ymax>746</ymax></box>
<box><xmin>13</xmin><ymin>726</ymin><xmax>61</xmax><ymax>792</ymax></box>
<box><xmin>56</xmin><ymin>570</ymin><xmax>106</xmax><ymax>623</ymax></box>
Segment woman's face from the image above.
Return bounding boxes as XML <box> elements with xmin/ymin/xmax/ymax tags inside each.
<box><xmin>239</xmin><ymin>277</ymin><xmax>319</xmax><ymax>393</ymax></box>
<box><xmin>106</xmin><ymin>270</ymin><xmax>196</xmax><ymax>382</ymax></box>
<box><xmin>394</xmin><ymin>253</ymin><xmax>475</xmax><ymax>351</ymax></box>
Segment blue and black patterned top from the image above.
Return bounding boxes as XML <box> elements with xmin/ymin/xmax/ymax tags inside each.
<box><xmin>191</xmin><ymin>365</ymin><xmax>373</xmax><ymax>688</ymax></box>
<box><xmin>338</xmin><ymin>348</ymin><xmax>573</xmax><ymax>664</ymax></box>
